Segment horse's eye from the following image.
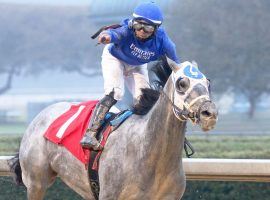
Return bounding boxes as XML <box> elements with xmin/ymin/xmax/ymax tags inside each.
<box><xmin>175</xmin><ymin>77</ymin><xmax>190</xmax><ymax>94</ymax></box>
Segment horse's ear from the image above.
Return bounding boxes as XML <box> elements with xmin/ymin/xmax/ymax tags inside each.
<box><xmin>192</xmin><ymin>60</ymin><xmax>199</xmax><ymax>68</ymax></box>
<box><xmin>166</xmin><ymin>57</ymin><xmax>180</xmax><ymax>73</ymax></box>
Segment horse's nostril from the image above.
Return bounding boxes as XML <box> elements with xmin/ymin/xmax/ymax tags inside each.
<box><xmin>201</xmin><ymin>110</ymin><xmax>212</xmax><ymax>117</ymax></box>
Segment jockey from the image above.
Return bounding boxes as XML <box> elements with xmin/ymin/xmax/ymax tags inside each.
<box><xmin>80</xmin><ymin>2</ymin><xmax>181</xmax><ymax>150</ymax></box>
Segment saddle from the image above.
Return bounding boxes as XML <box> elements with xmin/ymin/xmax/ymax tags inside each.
<box><xmin>97</xmin><ymin>109</ymin><xmax>133</xmax><ymax>141</ymax></box>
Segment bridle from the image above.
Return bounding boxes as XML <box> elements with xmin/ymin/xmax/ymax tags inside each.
<box><xmin>159</xmin><ymin>76</ymin><xmax>211</xmax><ymax>124</ymax></box>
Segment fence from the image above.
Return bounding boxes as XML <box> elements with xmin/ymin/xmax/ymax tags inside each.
<box><xmin>1</xmin><ymin>156</ymin><xmax>270</xmax><ymax>182</ymax></box>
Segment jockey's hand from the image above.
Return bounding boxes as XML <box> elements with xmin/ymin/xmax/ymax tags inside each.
<box><xmin>98</xmin><ymin>34</ymin><xmax>111</xmax><ymax>44</ymax></box>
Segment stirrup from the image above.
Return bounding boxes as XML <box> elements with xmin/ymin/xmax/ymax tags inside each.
<box><xmin>80</xmin><ymin>133</ymin><xmax>103</xmax><ymax>151</ymax></box>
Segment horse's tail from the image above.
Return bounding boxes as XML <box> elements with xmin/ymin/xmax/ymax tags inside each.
<box><xmin>8</xmin><ymin>153</ymin><xmax>24</xmax><ymax>186</ymax></box>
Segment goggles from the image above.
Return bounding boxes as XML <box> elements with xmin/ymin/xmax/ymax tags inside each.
<box><xmin>132</xmin><ymin>21</ymin><xmax>156</xmax><ymax>33</ymax></box>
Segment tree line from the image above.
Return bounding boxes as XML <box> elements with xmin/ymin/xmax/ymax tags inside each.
<box><xmin>168</xmin><ymin>0</ymin><xmax>270</xmax><ymax>117</ymax></box>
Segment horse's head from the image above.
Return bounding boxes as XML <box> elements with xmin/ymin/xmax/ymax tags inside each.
<box><xmin>169</xmin><ymin>61</ymin><xmax>218</xmax><ymax>131</ymax></box>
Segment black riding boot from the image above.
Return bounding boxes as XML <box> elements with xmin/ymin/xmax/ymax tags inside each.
<box><xmin>80</xmin><ymin>94</ymin><xmax>117</xmax><ymax>150</ymax></box>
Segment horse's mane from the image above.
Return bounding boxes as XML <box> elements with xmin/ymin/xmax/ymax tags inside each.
<box><xmin>133</xmin><ymin>56</ymin><xmax>172</xmax><ymax>115</ymax></box>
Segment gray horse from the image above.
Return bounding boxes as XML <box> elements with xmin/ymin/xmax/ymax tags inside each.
<box><xmin>10</xmin><ymin>60</ymin><xmax>218</xmax><ymax>200</ymax></box>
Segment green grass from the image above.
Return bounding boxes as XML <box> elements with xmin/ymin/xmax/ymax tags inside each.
<box><xmin>0</xmin><ymin>177</ymin><xmax>83</xmax><ymax>200</ymax></box>
<box><xmin>183</xmin><ymin>181</ymin><xmax>270</xmax><ymax>200</ymax></box>
<box><xmin>0</xmin><ymin>135</ymin><xmax>21</xmax><ymax>156</ymax></box>
<box><xmin>2</xmin><ymin>134</ymin><xmax>270</xmax><ymax>159</ymax></box>
<box><xmin>184</xmin><ymin>135</ymin><xmax>270</xmax><ymax>159</ymax></box>
<box><xmin>187</xmin><ymin>112</ymin><xmax>270</xmax><ymax>134</ymax></box>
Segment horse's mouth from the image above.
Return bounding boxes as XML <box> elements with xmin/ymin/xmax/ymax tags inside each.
<box><xmin>197</xmin><ymin>101</ymin><xmax>218</xmax><ymax>131</ymax></box>
<box><xmin>200</xmin><ymin>117</ymin><xmax>218</xmax><ymax>131</ymax></box>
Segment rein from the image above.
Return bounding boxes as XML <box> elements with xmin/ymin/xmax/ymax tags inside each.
<box><xmin>159</xmin><ymin>89</ymin><xmax>190</xmax><ymax>121</ymax></box>
<box><xmin>159</xmin><ymin>89</ymin><xmax>196</xmax><ymax>158</ymax></box>
<box><xmin>159</xmin><ymin>83</ymin><xmax>211</xmax><ymax>158</ymax></box>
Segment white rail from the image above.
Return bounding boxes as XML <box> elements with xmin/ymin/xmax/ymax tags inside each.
<box><xmin>2</xmin><ymin>156</ymin><xmax>270</xmax><ymax>182</ymax></box>
<box><xmin>183</xmin><ymin>158</ymin><xmax>270</xmax><ymax>182</ymax></box>
<box><xmin>0</xmin><ymin>156</ymin><xmax>13</xmax><ymax>176</ymax></box>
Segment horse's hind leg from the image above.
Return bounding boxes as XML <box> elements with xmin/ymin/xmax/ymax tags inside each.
<box><xmin>27</xmin><ymin>185</ymin><xmax>47</xmax><ymax>200</ymax></box>
<box><xmin>24</xmin><ymin>171</ymin><xmax>57</xmax><ymax>200</ymax></box>
<box><xmin>22</xmin><ymin>163</ymin><xmax>57</xmax><ymax>200</ymax></box>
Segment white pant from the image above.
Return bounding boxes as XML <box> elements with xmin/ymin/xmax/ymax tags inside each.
<box><xmin>101</xmin><ymin>45</ymin><xmax>150</xmax><ymax>101</ymax></box>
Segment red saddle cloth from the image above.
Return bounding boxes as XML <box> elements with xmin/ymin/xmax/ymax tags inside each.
<box><xmin>44</xmin><ymin>100</ymin><xmax>98</xmax><ymax>164</ymax></box>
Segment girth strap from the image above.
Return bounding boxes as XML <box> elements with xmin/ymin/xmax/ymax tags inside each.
<box><xmin>88</xmin><ymin>151</ymin><xmax>100</xmax><ymax>200</ymax></box>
